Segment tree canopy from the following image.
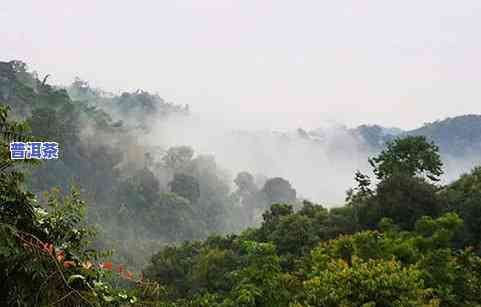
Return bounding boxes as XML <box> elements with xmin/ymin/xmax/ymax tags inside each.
<box><xmin>1</xmin><ymin>60</ymin><xmax>481</xmax><ymax>306</ymax></box>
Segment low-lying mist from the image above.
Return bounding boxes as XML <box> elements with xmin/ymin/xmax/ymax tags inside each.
<box><xmin>63</xmin><ymin>78</ymin><xmax>481</xmax><ymax>208</ymax></box>
<box><xmin>142</xmin><ymin>113</ymin><xmax>364</xmax><ymax>205</ymax></box>
<box><xmin>138</xmin><ymin>110</ymin><xmax>479</xmax><ymax>206</ymax></box>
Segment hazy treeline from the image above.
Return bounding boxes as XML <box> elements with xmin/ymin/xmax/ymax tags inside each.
<box><xmin>0</xmin><ymin>60</ymin><xmax>305</xmax><ymax>268</ymax></box>
<box><xmin>2</xmin><ymin>80</ymin><xmax>481</xmax><ymax>305</ymax></box>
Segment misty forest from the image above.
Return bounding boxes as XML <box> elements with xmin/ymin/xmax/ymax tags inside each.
<box><xmin>1</xmin><ymin>58</ymin><xmax>481</xmax><ymax>307</ymax></box>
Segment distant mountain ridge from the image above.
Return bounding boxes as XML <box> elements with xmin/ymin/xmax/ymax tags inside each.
<box><xmin>406</xmin><ymin>115</ymin><xmax>481</xmax><ymax>156</ymax></box>
<box><xmin>349</xmin><ymin>115</ymin><xmax>481</xmax><ymax>157</ymax></box>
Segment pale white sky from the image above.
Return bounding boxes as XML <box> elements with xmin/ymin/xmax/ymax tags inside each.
<box><xmin>2</xmin><ymin>1</ymin><xmax>481</xmax><ymax>130</ymax></box>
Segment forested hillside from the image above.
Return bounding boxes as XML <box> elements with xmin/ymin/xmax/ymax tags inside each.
<box><xmin>408</xmin><ymin>115</ymin><xmax>481</xmax><ymax>157</ymax></box>
<box><xmin>353</xmin><ymin>116</ymin><xmax>481</xmax><ymax>156</ymax></box>
<box><xmin>1</xmin><ymin>60</ymin><xmax>481</xmax><ymax>306</ymax></box>
<box><xmin>0</xmin><ymin>61</ymin><xmax>302</xmax><ymax>269</ymax></box>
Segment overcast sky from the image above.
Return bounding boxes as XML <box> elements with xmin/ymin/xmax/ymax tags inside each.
<box><xmin>2</xmin><ymin>1</ymin><xmax>481</xmax><ymax>130</ymax></box>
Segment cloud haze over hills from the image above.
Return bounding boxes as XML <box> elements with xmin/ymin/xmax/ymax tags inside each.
<box><xmin>146</xmin><ymin>107</ymin><xmax>481</xmax><ymax>204</ymax></box>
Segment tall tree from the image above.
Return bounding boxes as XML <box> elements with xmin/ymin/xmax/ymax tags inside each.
<box><xmin>369</xmin><ymin>136</ymin><xmax>443</xmax><ymax>182</ymax></box>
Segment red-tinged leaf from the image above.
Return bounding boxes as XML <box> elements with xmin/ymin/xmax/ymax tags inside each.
<box><xmin>125</xmin><ymin>271</ymin><xmax>133</xmax><ymax>280</ymax></box>
<box><xmin>63</xmin><ymin>261</ymin><xmax>76</xmax><ymax>269</ymax></box>
<box><xmin>101</xmin><ymin>262</ymin><xmax>113</xmax><ymax>270</ymax></box>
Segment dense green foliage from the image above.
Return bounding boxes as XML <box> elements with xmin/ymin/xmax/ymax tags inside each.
<box><xmin>0</xmin><ymin>105</ymin><xmax>139</xmax><ymax>306</ymax></box>
<box><xmin>138</xmin><ymin>137</ymin><xmax>481</xmax><ymax>306</ymax></box>
<box><xmin>1</xmin><ymin>60</ymin><xmax>283</xmax><ymax>269</ymax></box>
<box><xmin>1</xmin><ymin>60</ymin><xmax>481</xmax><ymax>306</ymax></box>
